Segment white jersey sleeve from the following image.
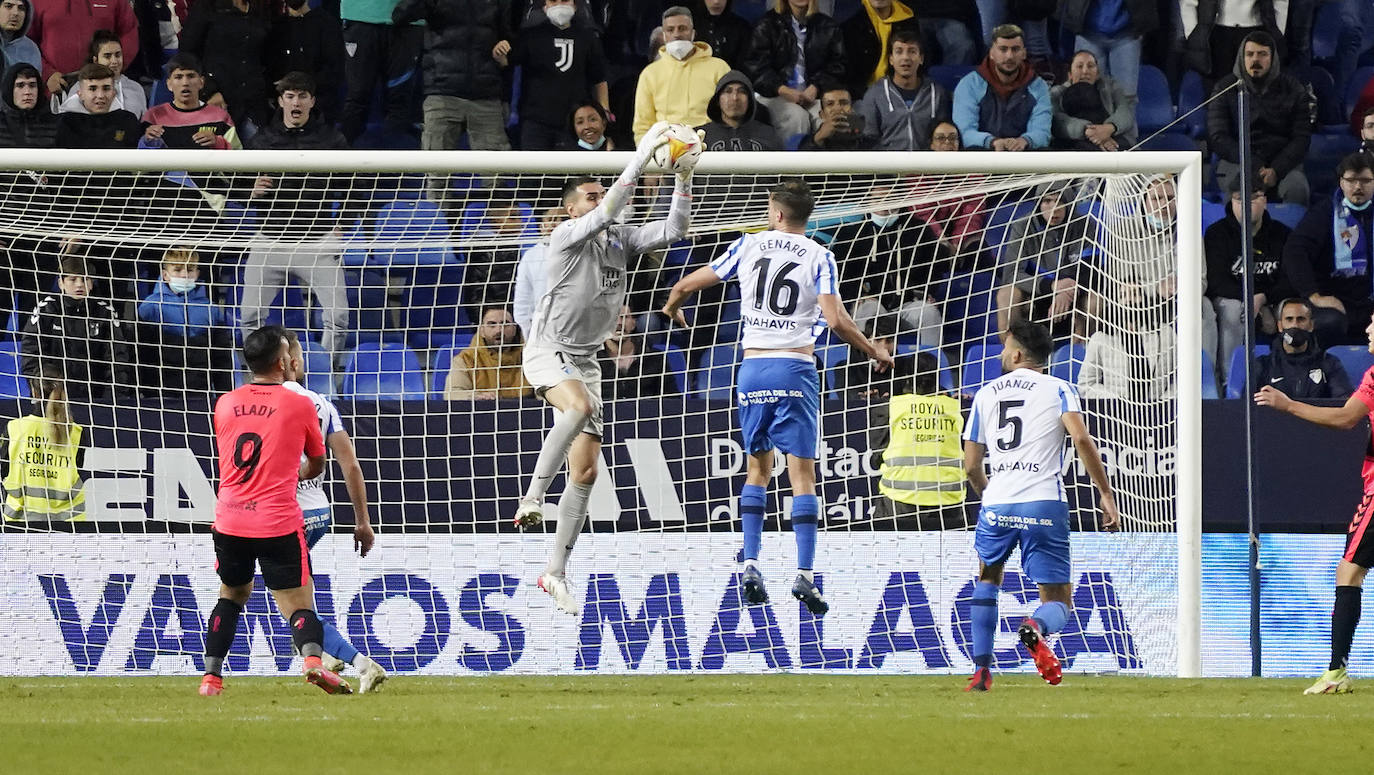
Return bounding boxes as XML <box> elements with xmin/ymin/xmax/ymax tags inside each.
<box><xmin>711</xmin><ymin>230</ymin><xmax>837</xmax><ymax>350</ymax></box>
<box><xmin>285</xmin><ymin>380</ymin><xmax>342</xmax><ymax>511</ymax></box>
<box><xmin>964</xmin><ymin>369</ymin><xmax>1080</xmax><ymax>505</ymax></box>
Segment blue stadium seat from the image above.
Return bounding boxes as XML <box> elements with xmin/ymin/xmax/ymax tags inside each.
<box><xmin>1177</xmin><ymin>70</ymin><xmax>1207</xmax><ymax>138</ymax></box>
<box><xmin>1224</xmin><ymin>343</ymin><xmax>1270</xmax><ymax>398</ymax></box>
<box><xmin>1267</xmin><ymin>203</ymin><xmax>1307</xmax><ymax>230</ymax></box>
<box><xmin>299</xmin><ymin>338</ymin><xmax>334</xmax><ymax>397</ymax></box>
<box><xmin>1136</xmin><ymin>65</ymin><xmax>1175</xmax><ymax>136</ymax></box>
<box><xmin>1201</xmin><ymin>198</ymin><xmax>1226</xmax><ymax>231</ymax></box>
<box><xmin>716</xmin><ymin>298</ymin><xmax>741</xmax><ymax>343</ymax></box>
<box><xmin>1134</xmin><ymin>133</ymin><xmax>1197</xmax><ymax>151</ymax></box>
<box><xmin>961</xmin><ymin>343</ymin><xmax>1003</xmax><ymax>394</ymax></box>
<box><xmin>694</xmin><ymin>343</ymin><xmax>738</xmax><ymax>401</ymax></box>
<box><xmin>346</xmin><ymin>269</ymin><xmax>394</xmax><ymax>346</ymax></box>
<box><xmin>895</xmin><ymin>343</ymin><xmax>955</xmax><ymax>391</ymax></box>
<box><xmin>785</xmin><ymin>132</ymin><xmax>807</xmax><ymax>151</ymax></box>
<box><xmin>403</xmin><ymin>265</ymin><xmax>467</xmax><ymax>350</ymax></box>
<box><xmin>0</xmin><ymin>341</ymin><xmax>28</xmax><ymax>399</ymax></box>
<box><xmin>985</xmin><ymin>198</ymin><xmax>1037</xmax><ymax>263</ymax></box>
<box><xmin>1202</xmin><ymin>350</ymin><xmax>1219</xmax><ymax>399</ymax></box>
<box><xmin>928</xmin><ymin>65</ymin><xmax>973</xmax><ymax>94</ymax></box>
<box><xmin>341</xmin><ymin>342</ymin><xmax>427</xmax><ymax>400</ymax></box>
<box><xmin>370</xmin><ymin>200</ymin><xmax>455</xmax><ymax>267</ymax></box>
<box><xmin>428</xmin><ymin>335</ymin><xmax>473</xmax><ymax>397</ymax></box>
<box><xmin>940</xmin><ymin>267</ymin><xmax>999</xmax><ymax>352</ymax></box>
<box><xmin>1329</xmin><ymin>345</ymin><xmax>1374</xmax><ymax>382</ymax></box>
<box><xmin>1049</xmin><ymin>342</ymin><xmax>1086</xmax><ymax>385</ymax></box>
<box><xmin>816</xmin><ymin>330</ymin><xmax>849</xmax><ymax>373</ymax></box>
<box><xmin>652</xmin><ymin>342</ymin><xmax>689</xmax><ymax>394</ymax></box>
<box><xmin>1305</xmin><ymin>133</ymin><xmax>1361</xmax><ymax>195</ymax></box>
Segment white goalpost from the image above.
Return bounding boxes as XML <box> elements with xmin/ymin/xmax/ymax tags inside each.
<box><xmin>0</xmin><ymin>148</ymin><xmax>1202</xmax><ymax>678</ymax></box>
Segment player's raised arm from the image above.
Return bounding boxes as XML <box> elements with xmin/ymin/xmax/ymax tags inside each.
<box><xmin>1255</xmin><ymin>386</ymin><xmax>1372</xmax><ymax>430</ymax></box>
<box><xmin>662</xmin><ymin>265</ymin><xmax>721</xmax><ymax>327</ymax></box>
<box><xmin>327</xmin><ymin>429</ymin><xmax>375</xmax><ymax>557</ymax></box>
<box><xmin>558</xmin><ymin>123</ymin><xmax>671</xmax><ymax>246</ymax></box>
<box><xmin>1063</xmin><ymin>411</ymin><xmax>1119</xmax><ymax>531</ymax></box>
<box><xmin>817</xmin><ymin>293</ymin><xmax>895</xmax><ymax>371</ymax></box>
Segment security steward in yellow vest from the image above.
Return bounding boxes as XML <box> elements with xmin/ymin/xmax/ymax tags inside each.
<box><xmin>871</xmin><ymin>352</ymin><xmax>968</xmax><ymax>529</ymax></box>
<box><xmin>2</xmin><ymin>380</ymin><xmax>86</xmax><ymax>521</ymax></box>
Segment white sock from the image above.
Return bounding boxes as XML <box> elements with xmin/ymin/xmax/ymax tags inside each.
<box><xmin>523</xmin><ymin>407</ymin><xmax>590</xmax><ymax>502</ymax></box>
<box><xmin>545</xmin><ymin>481</ymin><xmax>593</xmax><ymax>578</ymax></box>
<box><xmin>350</xmin><ymin>652</ymin><xmax>371</xmax><ymax>669</ymax></box>
<box><xmin>742</xmin><ymin>558</ymin><xmax>760</xmax><ymax>572</ymax></box>
<box><xmin>798</xmin><ymin>569</ymin><xmax>815</xmax><ymax>583</ymax></box>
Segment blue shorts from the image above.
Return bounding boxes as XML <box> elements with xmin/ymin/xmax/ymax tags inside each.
<box><xmin>974</xmin><ymin>500</ymin><xmax>1071</xmax><ymax>584</ymax></box>
<box><xmin>736</xmin><ymin>355</ymin><xmax>820</xmax><ymax>460</ymax></box>
<box><xmin>303</xmin><ymin>507</ymin><xmax>331</xmax><ymax>549</ymax></box>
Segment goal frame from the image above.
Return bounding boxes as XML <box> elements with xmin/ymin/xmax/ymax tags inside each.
<box><xmin>0</xmin><ymin>148</ymin><xmax>1204</xmax><ymax>678</ymax></box>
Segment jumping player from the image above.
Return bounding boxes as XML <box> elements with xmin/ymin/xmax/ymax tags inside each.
<box><xmin>199</xmin><ymin>325</ymin><xmax>349</xmax><ymax>696</ymax></box>
<box><xmin>282</xmin><ymin>336</ymin><xmax>386</xmax><ymax>693</ymax></box>
<box><xmin>662</xmin><ymin>179</ymin><xmax>894</xmax><ymax>616</ymax></box>
<box><xmin>514</xmin><ymin>122</ymin><xmax>692</xmax><ymax>615</ymax></box>
<box><xmin>961</xmin><ymin>320</ymin><xmax>1118</xmax><ymax>691</ymax></box>
<box><xmin>1256</xmin><ymin>312</ymin><xmax>1374</xmax><ymax>694</ymax></box>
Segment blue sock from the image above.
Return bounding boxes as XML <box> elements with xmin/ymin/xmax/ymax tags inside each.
<box><xmin>971</xmin><ymin>581</ymin><xmax>1000</xmax><ymax>669</ymax></box>
<box><xmin>322</xmin><ymin>621</ymin><xmax>360</xmax><ymax>665</ymax></box>
<box><xmin>1030</xmin><ymin>600</ymin><xmax>1070</xmax><ymax>636</ymax></box>
<box><xmin>791</xmin><ymin>494</ymin><xmax>819</xmax><ymax>571</ymax></box>
<box><xmin>739</xmin><ymin>484</ymin><xmax>766</xmax><ymax>562</ymax></box>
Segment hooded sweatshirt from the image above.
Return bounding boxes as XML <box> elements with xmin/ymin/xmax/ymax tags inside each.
<box><xmin>28</xmin><ymin>0</ymin><xmax>140</xmax><ymax>81</ymax></box>
<box><xmin>0</xmin><ymin>62</ymin><xmax>55</xmax><ymax>147</ymax></box>
<box><xmin>951</xmin><ymin>55</ymin><xmax>1051</xmax><ymax>149</ymax></box>
<box><xmin>443</xmin><ymin>334</ymin><xmax>532</xmax><ymax>400</ymax></box>
<box><xmin>632</xmin><ymin>40</ymin><xmax>730</xmax><ymax>142</ymax></box>
<box><xmin>857</xmin><ymin>72</ymin><xmax>952</xmax><ymax>151</ymax></box>
<box><xmin>0</xmin><ymin>0</ymin><xmax>39</xmax><ymax>71</ymax></box>
<box><xmin>698</xmin><ymin>69</ymin><xmax>779</xmax><ymax>151</ymax></box>
<box><xmin>1206</xmin><ymin>31</ymin><xmax>1313</xmax><ymax>176</ymax></box>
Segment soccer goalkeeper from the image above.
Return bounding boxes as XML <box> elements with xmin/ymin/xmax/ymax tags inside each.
<box><xmin>514</xmin><ymin>122</ymin><xmax>693</xmax><ymax>615</ymax></box>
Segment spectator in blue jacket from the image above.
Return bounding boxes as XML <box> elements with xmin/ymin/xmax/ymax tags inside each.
<box><xmin>951</xmin><ymin>23</ymin><xmax>1050</xmax><ymax>151</ymax></box>
<box><xmin>136</xmin><ymin>246</ymin><xmax>233</xmax><ymax>400</ymax></box>
<box><xmin>856</xmin><ymin>27</ymin><xmax>951</xmax><ymax>151</ymax></box>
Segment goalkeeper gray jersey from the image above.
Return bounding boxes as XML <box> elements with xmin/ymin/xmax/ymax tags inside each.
<box><xmin>529</xmin><ymin>190</ymin><xmax>690</xmax><ymax>355</ymax></box>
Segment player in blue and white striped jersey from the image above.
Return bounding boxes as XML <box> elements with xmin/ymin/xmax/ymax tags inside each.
<box><xmin>960</xmin><ymin>320</ymin><xmax>1117</xmax><ymax>692</ymax></box>
<box><xmin>284</xmin><ymin>337</ymin><xmax>386</xmax><ymax>693</ymax></box>
<box><xmin>663</xmin><ymin>179</ymin><xmax>894</xmax><ymax>616</ymax></box>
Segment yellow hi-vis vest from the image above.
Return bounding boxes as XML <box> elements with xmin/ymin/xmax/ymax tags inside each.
<box><xmin>879</xmin><ymin>393</ymin><xmax>966</xmax><ymax>506</ymax></box>
<box><xmin>3</xmin><ymin>415</ymin><xmax>85</xmax><ymax>521</ymax></box>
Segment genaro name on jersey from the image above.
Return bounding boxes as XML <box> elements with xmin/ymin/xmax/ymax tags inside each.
<box><xmin>964</xmin><ymin>368</ymin><xmax>1082</xmax><ymax>505</ymax></box>
<box><xmin>284</xmin><ymin>380</ymin><xmax>342</xmax><ymax>511</ymax></box>
<box><xmin>709</xmin><ymin>230</ymin><xmax>838</xmax><ymax>349</ymax></box>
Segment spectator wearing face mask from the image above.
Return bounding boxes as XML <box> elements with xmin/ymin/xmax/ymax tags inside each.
<box><xmin>136</xmin><ymin>245</ymin><xmax>234</xmax><ymax>401</ymax></box>
<box><xmin>632</xmin><ymin>5</ymin><xmax>729</xmax><ymax>142</ymax></box>
<box><xmin>1253</xmin><ymin>297</ymin><xmax>1352</xmax><ymax>399</ymax></box>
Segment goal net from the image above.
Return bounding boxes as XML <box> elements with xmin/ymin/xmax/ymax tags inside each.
<box><xmin>0</xmin><ymin>149</ymin><xmax>1202</xmax><ymax>678</ymax></box>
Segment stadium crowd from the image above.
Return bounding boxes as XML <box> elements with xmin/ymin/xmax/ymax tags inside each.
<box><xmin>2</xmin><ymin>0</ymin><xmax>1374</xmax><ymax>408</ymax></box>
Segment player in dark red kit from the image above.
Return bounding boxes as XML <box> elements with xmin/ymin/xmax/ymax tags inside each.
<box><xmin>199</xmin><ymin>325</ymin><xmax>349</xmax><ymax>696</ymax></box>
<box><xmin>1256</xmin><ymin>312</ymin><xmax>1374</xmax><ymax>694</ymax></box>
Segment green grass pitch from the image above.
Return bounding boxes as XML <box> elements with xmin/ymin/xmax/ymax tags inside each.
<box><xmin>1</xmin><ymin>675</ymin><xmax>1370</xmax><ymax>774</ymax></box>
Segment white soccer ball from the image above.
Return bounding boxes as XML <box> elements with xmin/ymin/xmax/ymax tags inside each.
<box><xmin>651</xmin><ymin>123</ymin><xmax>703</xmax><ymax>174</ymax></box>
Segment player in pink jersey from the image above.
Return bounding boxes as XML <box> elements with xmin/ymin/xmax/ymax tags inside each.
<box><xmin>198</xmin><ymin>326</ymin><xmax>348</xmax><ymax>696</ymax></box>
<box><xmin>1256</xmin><ymin>311</ymin><xmax>1374</xmax><ymax>694</ymax></box>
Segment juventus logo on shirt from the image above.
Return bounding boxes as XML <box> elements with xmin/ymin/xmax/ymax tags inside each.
<box><xmin>554</xmin><ymin>38</ymin><xmax>574</xmax><ymax>72</ymax></box>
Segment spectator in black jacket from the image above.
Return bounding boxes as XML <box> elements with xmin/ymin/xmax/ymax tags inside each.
<box><xmin>690</xmin><ymin>0</ymin><xmax>750</xmax><ymax>69</ymax></box>
<box><xmin>840</xmin><ymin>0</ymin><xmax>919</xmax><ymax>98</ymax></box>
<box><xmin>743</xmin><ymin>0</ymin><xmax>846</xmax><ymax>146</ymax></box>
<box><xmin>266</xmin><ymin>0</ymin><xmax>346</xmax><ymax>123</ymax></box>
<box><xmin>0</xmin><ymin>62</ymin><xmax>54</xmax><ymax>147</ymax></box>
<box><xmin>180</xmin><ymin>0</ymin><xmax>273</xmax><ymax>131</ymax></box>
<box><xmin>240</xmin><ymin>71</ymin><xmax>364</xmax><ymax>365</ymax></box>
<box><xmin>798</xmin><ymin>86</ymin><xmax>876</xmax><ymax>149</ymax></box>
<box><xmin>1206</xmin><ymin>31</ymin><xmax>1314</xmax><ymax>206</ymax></box>
<box><xmin>697</xmin><ymin>69</ymin><xmax>778</xmax><ymax>151</ymax></box>
<box><xmin>494</xmin><ymin>0</ymin><xmax>608</xmax><ymax>150</ymax></box>
<box><xmin>20</xmin><ymin>253</ymin><xmax>134</xmax><ymax>403</ymax></box>
<box><xmin>599</xmin><ymin>305</ymin><xmax>678</xmax><ymax>400</ymax></box>
<box><xmin>1254</xmin><ymin>297</ymin><xmax>1353</xmax><ymax>399</ymax></box>
<box><xmin>1283</xmin><ymin>152</ymin><xmax>1374</xmax><ymax>346</ymax></box>
<box><xmin>54</xmin><ymin>64</ymin><xmax>142</xmax><ymax>148</ymax></box>
<box><xmin>1206</xmin><ymin>176</ymin><xmax>1292</xmax><ymax>371</ymax></box>
<box><xmin>393</xmin><ymin>0</ymin><xmax>514</xmax><ymax>152</ymax></box>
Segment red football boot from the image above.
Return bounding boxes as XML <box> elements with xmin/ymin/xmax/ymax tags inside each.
<box><xmin>1018</xmin><ymin>618</ymin><xmax>1062</xmax><ymax>685</ymax></box>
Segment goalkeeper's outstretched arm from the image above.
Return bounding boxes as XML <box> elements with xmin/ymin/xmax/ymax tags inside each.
<box><xmin>561</xmin><ymin>123</ymin><xmax>671</xmax><ymax>246</ymax></box>
<box><xmin>1255</xmin><ymin>386</ymin><xmax>1372</xmax><ymax>430</ymax></box>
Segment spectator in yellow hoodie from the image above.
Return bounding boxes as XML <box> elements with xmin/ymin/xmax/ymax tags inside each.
<box><xmin>444</xmin><ymin>306</ymin><xmax>533</xmax><ymax>401</ymax></box>
<box><xmin>632</xmin><ymin>5</ymin><xmax>730</xmax><ymax>142</ymax></box>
